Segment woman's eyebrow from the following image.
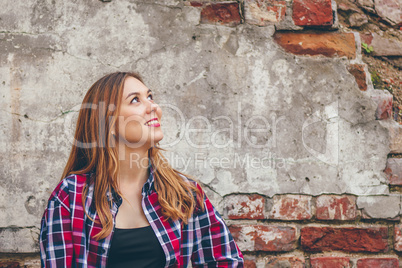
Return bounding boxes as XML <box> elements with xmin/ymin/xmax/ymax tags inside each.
<box><xmin>125</xmin><ymin>89</ymin><xmax>152</xmax><ymax>100</ymax></box>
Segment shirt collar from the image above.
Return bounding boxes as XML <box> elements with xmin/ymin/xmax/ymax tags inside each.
<box><xmin>141</xmin><ymin>163</ymin><xmax>155</xmax><ymax>196</ymax></box>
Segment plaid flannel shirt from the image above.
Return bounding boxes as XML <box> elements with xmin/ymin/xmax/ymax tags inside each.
<box><xmin>39</xmin><ymin>169</ymin><xmax>244</xmax><ymax>267</ymax></box>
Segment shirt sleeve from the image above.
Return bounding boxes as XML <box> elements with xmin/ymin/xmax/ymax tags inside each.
<box><xmin>39</xmin><ymin>180</ymin><xmax>74</xmax><ymax>268</ymax></box>
<box><xmin>190</xmin><ymin>184</ymin><xmax>244</xmax><ymax>268</ymax></box>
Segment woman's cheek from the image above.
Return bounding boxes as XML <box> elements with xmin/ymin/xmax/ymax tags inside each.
<box><xmin>118</xmin><ymin>119</ymin><xmax>145</xmax><ymax>144</ymax></box>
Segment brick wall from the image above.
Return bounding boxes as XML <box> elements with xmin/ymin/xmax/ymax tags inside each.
<box><xmin>186</xmin><ymin>1</ymin><xmax>402</xmax><ymax>267</ymax></box>
<box><xmin>1</xmin><ymin>0</ymin><xmax>401</xmax><ymax>267</ymax></box>
<box><xmin>224</xmin><ymin>193</ymin><xmax>402</xmax><ymax>267</ymax></box>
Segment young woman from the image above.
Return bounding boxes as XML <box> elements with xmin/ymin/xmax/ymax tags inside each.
<box><xmin>39</xmin><ymin>72</ymin><xmax>244</xmax><ymax>267</ymax></box>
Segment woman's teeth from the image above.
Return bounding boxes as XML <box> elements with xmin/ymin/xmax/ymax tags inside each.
<box><xmin>145</xmin><ymin>120</ymin><xmax>158</xmax><ymax>126</ymax></box>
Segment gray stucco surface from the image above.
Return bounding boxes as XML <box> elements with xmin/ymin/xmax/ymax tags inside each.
<box><xmin>0</xmin><ymin>0</ymin><xmax>392</xmax><ymax>252</ymax></box>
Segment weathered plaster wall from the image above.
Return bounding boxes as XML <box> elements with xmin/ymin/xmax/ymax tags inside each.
<box><xmin>1</xmin><ymin>0</ymin><xmax>401</xmax><ymax>267</ymax></box>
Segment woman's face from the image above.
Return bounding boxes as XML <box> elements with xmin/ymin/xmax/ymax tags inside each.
<box><xmin>116</xmin><ymin>76</ymin><xmax>163</xmax><ymax>149</ymax></box>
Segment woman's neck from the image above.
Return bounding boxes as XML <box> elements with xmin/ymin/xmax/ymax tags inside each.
<box><xmin>117</xmin><ymin>145</ymin><xmax>150</xmax><ymax>188</ymax></box>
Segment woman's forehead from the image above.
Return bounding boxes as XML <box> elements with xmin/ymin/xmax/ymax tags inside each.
<box><xmin>123</xmin><ymin>77</ymin><xmax>149</xmax><ymax>96</ymax></box>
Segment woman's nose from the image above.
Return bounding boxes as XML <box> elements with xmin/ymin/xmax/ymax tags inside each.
<box><xmin>147</xmin><ymin>102</ymin><xmax>158</xmax><ymax>114</ymax></box>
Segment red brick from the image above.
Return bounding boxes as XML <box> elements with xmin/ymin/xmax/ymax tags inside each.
<box><xmin>269</xmin><ymin>195</ymin><xmax>312</xmax><ymax>220</ymax></box>
<box><xmin>360</xmin><ymin>33</ymin><xmax>373</xmax><ymax>45</ymax></box>
<box><xmin>316</xmin><ymin>195</ymin><xmax>357</xmax><ymax>220</ymax></box>
<box><xmin>301</xmin><ymin>226</ymin><xmax>389</xmax><ymax>252</ymax></box>
<box><xmin>274</xmin><ymin>32</ymin><xmax>356</xmax><ymax>59</ymax></box>
<box><xmin>356</xmin><ymin>258</ymin><xmax>399</xmax><ymax>268</ymax></box>
<box><xmin>189</xmin><ymin>2</ymin><xmax>203</xmax><ymax>7</ymax></box>
<box><xmin>347</xmin><ymin>64</ymin><xmax>367</xmax><ymax>91</ymax></box>
<box><xmin>225</xmin><ymin>194</ymin><xmax>265</xmax><ymax>220</ymax></box>
<box><xmin>244</xmin><ymin>260</ymin><xmax>257</xmax><ymax>268</ymax></box>
<box><xmin>230</xmin><ymin>225</ymin><xmax>297</xmax><ymax>252</ymax></box>
<box><xmin>394</xmin><ymin>224</ymin><xmax>402</xmax><ymax>251</ymax></box>
<box><xmin>244</xmin><ymin>0</ymin><xmax>287</xmax><ymax>25</ymax></box>
<box><xmin>385</xmin><ymin>158</ymin><xmax>402</xmax><ymax>185</ymax></box>
<box><xmin>266</xmin><ymin>256</ymin><xmax>305</xmax><ymax>268</ymax></box>
<box><xmin>372</xmin><ymin>94</ymin><xmax>393</xmax><ymax>120</ymax></box>
<box><xmin>200</xmin><ymin>2</ymin><xmax>241</xmax><ymax>27</ymax></box>
<box><xmin>310</xmin><ymin>257</ymin><xmax>351</xmax><ymax>268</ymax></box>
<box><xmin>0</xmin><ymin>262</ymin><xmax>20</xmax><ymax>268</ymax></box>
<box><xmin>292</xmin><ymin>0</ymin><xmax>333</xmax><ymax>26</ymax></box>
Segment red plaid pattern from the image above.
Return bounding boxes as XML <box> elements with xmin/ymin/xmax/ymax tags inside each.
<box><xmin>40</xmin><ymin>170</ymin><xmax>243</xmax><ymax>267</ymax></box>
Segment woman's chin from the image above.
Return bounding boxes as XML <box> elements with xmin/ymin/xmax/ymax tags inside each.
<box><xmin>152</xmin><ymin>136</ymin><xmax>164</xmax><ymax>146</ymax></box>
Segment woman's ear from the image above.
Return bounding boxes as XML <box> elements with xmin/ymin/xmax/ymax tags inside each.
<box><xmin>110</xmin><ymin>122</ymin><xmax>116</xmax><ymax>137</ymax></box>
<box><xmin>109</xmin><ymin>125</ymin><xmax>117</xmax><ymax>145</ymax></box>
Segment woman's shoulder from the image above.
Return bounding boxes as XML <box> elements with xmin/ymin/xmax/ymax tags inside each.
<box><xmin>47</xmin><ymin>173</ymin><xmax>91</xmax><ymax>204</ymax></box>
<box><xmin>63</xmin><ymin>173</ymin><xmax>90</xmax><ymax>186</ymax></box>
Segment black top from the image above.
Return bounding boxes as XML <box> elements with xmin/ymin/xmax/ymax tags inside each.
<box><xmin>107</xmin><ymin>225</ymin><xmax>166</xmax><ymax>268</ymax></box>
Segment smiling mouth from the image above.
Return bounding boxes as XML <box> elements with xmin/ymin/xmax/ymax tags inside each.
<box><xmin>145</xmin><ymin>118</ymin><xmax>160</xmax><ymax>127</ymax></box>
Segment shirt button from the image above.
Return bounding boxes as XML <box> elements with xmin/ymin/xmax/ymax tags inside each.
<box><xmin>100</xmin><ymin>248</ymin><xmax>106</xmax><ymax>254</ymax></box>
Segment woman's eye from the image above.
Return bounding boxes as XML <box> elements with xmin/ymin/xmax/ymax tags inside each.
<box><xmin>131</xmin><ymin>97</ymin><xmax>139</xmax><ymax>103</ymax></box>
<box><xmin>147</xmin><ymin>94</ymin><xmax>153</xmax><ymax>101</ymax></box>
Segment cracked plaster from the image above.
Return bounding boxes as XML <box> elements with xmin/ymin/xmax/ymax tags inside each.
<box><xmin>0</xmin><ymin>0</ymin><xmax>393</xmax><ymax>252</ymax></box>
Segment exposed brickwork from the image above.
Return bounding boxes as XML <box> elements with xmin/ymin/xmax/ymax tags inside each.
<box><xmin>4</xmin><ymin>0</ymin><xmax>402</xmax><ymax>265</ymax></box>
<box><xmin>229</xmin><ymin>225</ymin><xmax>297</xmax><ymax>252</ymax></box>
<box><xmin>244</xmin><ymin>259</ymin><xmax>257</xmax><ymax>268</ymax></box>
<box><xmin>244</xmin><ymin>0</ymin><xmax>287</xmax><ymax>25</ymax></box>
<box><xmin>188</xmin><ymin>2</ymin><xmax>203</xmax><ymax>7</ymax></box>
<box><xmin>347</xmin><ymin>64</ymin><xmax>367</xmax><ymax>91</ymax></box>
<box><xmin>0</xmin><ymin>257</ymin><xmax>40</xmax><ymax>268</ymax></box>
<box><xmin>274</xmin><ymin>32</ymin><xmax>356</xmax><ymax>59</ymax></box>
<box><xmin>269</xmin><ymin>195</ymin><xmax>312</xmax><ymax>220</ymax></box>
<box><xmin>384</xmin><ymin>158</ymin><xmax>402</xmax><ymax>185</ymax></box>
<box><xmin>225</xmin><ymin>194</ymin><xmax>265</xmax><ymax>220</ymax></box>
<box><xmin>301</xmin><ymin>226</ymin><xmax>389</xmax><ymax>252</ymax></box>
<box><xmin>394</xmin><ymin>224</ymin><xmax>402</xmax><ymax>251</ymax></box>
<box><xmin>310</xmin><ymin>257</ymin><xmax>351</xmax><ymax>268</ymax></box>
<box><xmin>388</xmin><ymin>122</ymin><xmax>402</xmax><ymax>154</ymax></box>
<box><xmin>0</xmin><ymin>262</ymin><xmax>20</xmax><ymax>268</ymax></box>
<box><xmin>316</xmin><ymin>195</ymin><xmax>357</xmax><ymax>221</ymax></box>
<box><xmin>200</xmin><ymin>2</ymin><xmax>241</xmax><ymax>27</ymax></box>
<box><xmin>360</xmin><ymin>33</ymin><xmax>374</xmax><ymax>45</ymax></box>
<box><xmin>372</xmin><ymin>93</ymin><xmax>393</xmax><ymax>120</ymax></box>
<box><xmin>292</xmin><ymin>0</ymin><xmax>333</xmax><ymax>26</ymax></box>
<box><xmin>356</xmin><ymin>258</ymin><xmax>399</xmax><ymax>268</ymax></box>
<box><xmin>266</xmin><ymin>256</ymin><xmax>305</xmax><ymax>268</ymax></box>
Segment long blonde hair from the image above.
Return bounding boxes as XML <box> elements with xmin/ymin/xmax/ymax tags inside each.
<box><xmin>61</xmin><ymin>72</ymin><xmax>203</xmax><ymax>240</ymax></box>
